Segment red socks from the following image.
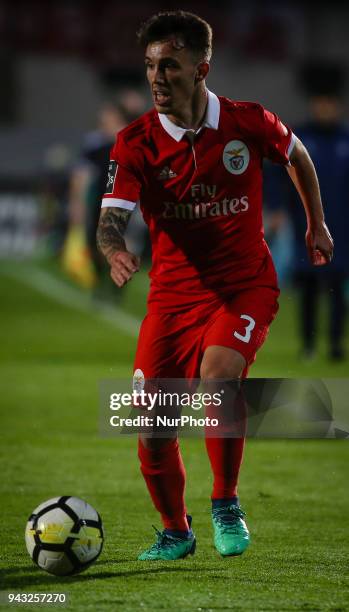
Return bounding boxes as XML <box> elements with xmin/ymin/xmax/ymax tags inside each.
<box><xmin>205</xmin><ymin>383</ymin><xmax>246</xmax><ymax>500</ymax></box>
<box><xmin>205</xmin><ymin>437</ymin><xmax>245</xmax><ymax>499</ymax></box>
<box><xmin>138</xmin><ymin>432</ymin><xmax>245</xmax><ymax>526</ymax></box>
<box><xmin>138</xmin><ymin>438</ymin><xmax>189</xmax><ymax>531</ymax></box>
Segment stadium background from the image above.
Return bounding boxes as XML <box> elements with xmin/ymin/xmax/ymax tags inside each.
<box><xmin>0</xmin><ymin>1</ymin><xmax>348</xmax><ymax>610</ymax></box>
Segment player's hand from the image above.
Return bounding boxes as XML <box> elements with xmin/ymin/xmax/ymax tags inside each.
<box><xmin>305</xmin><ymin>222</ymin><xmax>334</xmax><ymax>266</ymax></box>
<box><xmin>109</xmin><ymin>250</ymin><xmax>140</xmax><ymax>287</ymax></box>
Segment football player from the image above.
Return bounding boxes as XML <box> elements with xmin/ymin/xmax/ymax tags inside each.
<box><xmin>97</xmin><ymin>11</ymin><xmax>333</xmax><ymax>560</ymax></box>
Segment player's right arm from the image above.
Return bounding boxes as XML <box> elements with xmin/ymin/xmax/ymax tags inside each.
<box><xmin>96</xmin><ymin>207</ymin><xmax>140</xmax><ymax>287</ymax></box>
<box><xmin>96</xmin><ymin>132</ymin><xmax>143</xmax><ymax>287</ymax></box>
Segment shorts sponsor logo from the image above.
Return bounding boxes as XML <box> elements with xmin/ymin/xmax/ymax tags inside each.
<box><xmin>223</xmin><ymin>140</ymin><xmax>250</xmax><ymax>175</ymax></box>
<box><xmin>105</xmin><ymin>161</ymin><xmax>117</xmax><ymax>194</ymax></box>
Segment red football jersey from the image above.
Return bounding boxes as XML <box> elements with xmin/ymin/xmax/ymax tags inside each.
<box><xmin>102</xmin><ymin>90</ymin><xmax>295</xmax><ymax>312</ymax></box>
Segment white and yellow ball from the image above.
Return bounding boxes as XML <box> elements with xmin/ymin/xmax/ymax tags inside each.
<box><xmin>25</xmin><ymin>496</ymin><xmax>103</xmax><ymax>575</ymax></box>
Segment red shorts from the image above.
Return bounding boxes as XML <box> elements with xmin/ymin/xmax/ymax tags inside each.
<box><xmin>134</xmin><ymin>286</ymin><xmax>279</xmax><ymax>379</ymax></box>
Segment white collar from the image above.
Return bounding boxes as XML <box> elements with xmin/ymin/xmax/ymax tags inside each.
<box><xmin>158</xmin><ymin>90</ymin><xmax>220</xmax><ymax>142</ymax></box>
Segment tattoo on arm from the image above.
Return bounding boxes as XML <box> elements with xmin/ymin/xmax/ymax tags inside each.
<box><xmin>96</xmin><ymin>207</ymin><xmax>132</xmax><ymax>262</ymax></box>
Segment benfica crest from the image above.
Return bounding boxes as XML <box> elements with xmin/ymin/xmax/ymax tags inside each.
<box><xmin>223</xmin><ymin>140</ymin><xmax>250</xmax><ymax>175</ymax></box>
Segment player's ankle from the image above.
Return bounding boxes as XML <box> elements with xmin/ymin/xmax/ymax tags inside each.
<box><xmin>212</xmin><ymin>495</ymin><xmax>239</xmax><ymax>509</ymax></box>
<box><xmin>163</xmin><ymin>528</ymin><xmax>193</xmax><ymax>539</ymax></box>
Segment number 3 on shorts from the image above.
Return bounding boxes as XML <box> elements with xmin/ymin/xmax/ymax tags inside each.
<box><xmin>233</xmin><ymin>314</ymin><xmax>256</xmax><ymax>343</ymax></box>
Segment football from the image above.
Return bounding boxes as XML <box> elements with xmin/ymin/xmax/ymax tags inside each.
<box><xmin>25</xmin><ymin>496</ymin><xmax>104</xmax><ymax>576</ymax></box>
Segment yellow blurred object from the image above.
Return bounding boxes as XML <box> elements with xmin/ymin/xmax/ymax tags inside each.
<box><xmin>61</xmin><ymin>226</ymin><xmax>97</xmax><ymax>289</ymax></box>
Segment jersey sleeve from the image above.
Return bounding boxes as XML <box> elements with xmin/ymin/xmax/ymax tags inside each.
<box><xmin>260</xmin><ymin>108</ymin><xmax>296</xmax><ymax>165</ymax></box>
<box><xmin>101</xmin><ymin>132</ymin><xmax>142</xmax><ymax>211</ymax></box>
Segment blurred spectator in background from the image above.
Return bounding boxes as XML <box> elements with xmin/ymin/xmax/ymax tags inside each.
<box><xmin>64</xmin><ymin>92</ymin><xmax>149</xmax><ymax>295</ymax></box>
<box><xmin>266</xmin><ymin>61</ymin><xmax>349</xmax><ymax>361</ymax></box>
<box><xmin>64</xmin><ymin>101</ymin><xmax>126</xmax><ymax>291</ymax></box>
<box><xmin>118</xmin><ymin>87</ymin><xmax>149</xmax><ymax>123</ymax></box>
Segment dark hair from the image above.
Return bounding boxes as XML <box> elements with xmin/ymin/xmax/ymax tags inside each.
<box><xmin>137</xmin><ymin>10</ymin><xmax>212</xmax><ymax>62</ymax></box>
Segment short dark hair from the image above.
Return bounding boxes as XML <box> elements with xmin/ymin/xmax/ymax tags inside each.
<box><xmin>137</xmin><ymin>10</ymin><xmax>212</xmax><ymax>62</ymax></box>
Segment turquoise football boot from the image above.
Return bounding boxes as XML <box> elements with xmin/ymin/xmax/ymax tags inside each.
<box><xmin>212</xmin><ymin>504</ymin><xmax>250</xmax><ymax>556</ymax></box>
<box><xmin>138</xmin><ymin>516</ymin><xmax>196</xmax><ymax>561</ymax></box>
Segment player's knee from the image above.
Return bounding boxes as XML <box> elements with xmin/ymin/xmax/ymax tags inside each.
<box><xmin>200</xmin><ymin>361</ymin><xmax>242</xmax><ymax>381</ymax></box>
<box><xmin>200</xmin><ymin>347</ymin><xmax>246</xmax><ymax>381</ymax></box>
<box><xmin>138</xmin><ymin>435</ymin><xmax>177</xmax><ymax>452</ymax></box>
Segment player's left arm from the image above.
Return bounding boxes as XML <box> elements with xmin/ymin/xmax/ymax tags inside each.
<box><xmin>287</xmin><ymin>136</ymin><xmax>334</xmax><ymax>265</ymax></box>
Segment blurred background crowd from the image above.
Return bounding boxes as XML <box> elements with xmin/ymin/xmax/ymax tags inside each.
<box><xmin>0</xmin><ymin>0</ymin><xmax>348</xmax><ymax>360</ymax></box>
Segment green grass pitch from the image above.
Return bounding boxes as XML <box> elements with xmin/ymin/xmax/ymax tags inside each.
<box><xmin>0</xmin><ymin>260</ymin><xmax>348</xmax><ymax>611</ymax></box>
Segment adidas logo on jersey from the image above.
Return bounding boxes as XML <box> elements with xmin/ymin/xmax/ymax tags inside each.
<box><xmin>158</xmin><ymin>166</ymin><xmax>177</xmax><ymax>181</ymax></box>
